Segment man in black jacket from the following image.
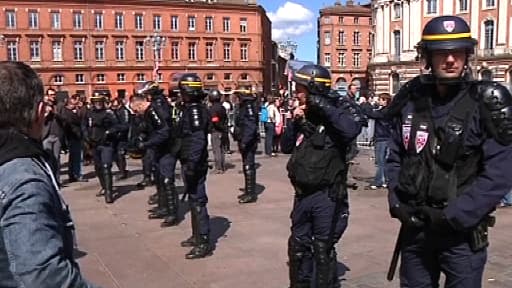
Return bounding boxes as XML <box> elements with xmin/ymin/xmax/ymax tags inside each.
<box><xmin>208</xmin><ymin>90</ymin><xmax>228</xmax><ymax>174</ymax></box>
<box><xmin>61</xmin><ymin>93</ymin><xmax>87</xmax><ymax>182</ymax></box>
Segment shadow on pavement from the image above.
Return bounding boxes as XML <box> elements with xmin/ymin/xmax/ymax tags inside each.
<box><xmin>209</xmin><ymin>216</ymin><xmax>231</xmax><ymax>250</ymax></box>
<box><xmin>114</xmin><ymin>184</ymin><xmax>144</xmax><ymax>202</ymax></box>
<box><xmin>73</xmin><ymin>248</ymin><xmax>88</xmax><ymax>260</ymax></box>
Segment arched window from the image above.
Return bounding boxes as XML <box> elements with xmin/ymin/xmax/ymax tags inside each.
<box><xmin>481</xmin><ymin>69</ymin><xmax>493</xmax><ymax>81</ymax></box>
<box><xmin>391</xmin><ymin>73</ymin><xmax>400</xmax><ymax>94</ymax></box>
<box><xmin>484</xmin><ymin>20</ymin><xmax>494</xmax><ymax>50</ymax></box>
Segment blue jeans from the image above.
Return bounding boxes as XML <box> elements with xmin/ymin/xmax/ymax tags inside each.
<box><xmin>502</xmin><ymin>190</ymin><xmax>512</xmax><ymax>205</ymax></box>
<box><xmin>264</xmin><ymin>122</ymin><xmax>275</xmax><ymax>156</ymax></box>
<box><xmin>373</xmin><ymin>140</ymin><xmax>389</xmax><ymax>186</ymax></box>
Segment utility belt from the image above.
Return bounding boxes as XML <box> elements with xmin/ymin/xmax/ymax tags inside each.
<box><xmin>293</xmin><ymin>181</ymin><xmax>346</xmax><ymax>202</ymax></box>
<box><xmin>468</xmin><ymin>214</ymin><xmax>495</xmax><ymax>252</ymax></box>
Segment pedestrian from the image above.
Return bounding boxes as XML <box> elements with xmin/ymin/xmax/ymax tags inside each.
<box><xmin>281</xmin><ymin>64</ymin><xmax>363</xmax><ymax>287</ymax></box>
<box><xmin>386</xmin><ymin>16</ymin><xmax>512</xmax><ymax>287</ymax></box>
<box><xmin>61</xmin><ymin>93</ymin><xmax>87</xmax><ymax>182</ymax></box>
<box><xmin>208</xmin><ymin>89</ymin><xmax>228</xmax><ymax>174</ymax></box>
<box><xmin>233</xmin><ymin>90</ymin><xmax>259</xmax><ymax>204</ymax></box>
<box><xmin>0</xmin><ymin>61</ymin><xmax>101</xmax><ymax>288</ymax></box>
<box><xmin>177</xmin><ymin>74</ymin><xmax>213</xmax><ymax>259</ymax></box>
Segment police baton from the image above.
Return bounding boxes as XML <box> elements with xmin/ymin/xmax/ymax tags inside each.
<box><xmin>387</xmin><ymin>225</ymin><xmax>404</xmax><ymax>281</ymax></box>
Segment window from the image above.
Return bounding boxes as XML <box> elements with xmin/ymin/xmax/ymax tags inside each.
<box><xmin>426</xmin><ymin>0</ymin><xmax>437</xmax><ymax>14</ymax></box>
<box><xmin>96</xmin><ymin>74</ymin><xmax>105</xmax><ymax>83</ymax></box>
<box><xmin>51</xmin><ymin>12</ymin><xmax>61</xmax><ymax>29</ymax></box>
<box><xmin>223</xmin><ymin>43</ymin><xmax>231</xmax><ymax>61</ymax></box>
<box><xmin>206</xmin><ymin>42</ymin><xmax>214</xmax><ymax>61</ymax></box>
<box><xmin>136</xmin><ymin>73</ymin><xmax>146</xmax><ymax>82</ymax></box>
<box><xmin>354</xmin><ymin>17</ymin><xmax>359</xmax><ymax>24</ymax></box>
<box><xmin>135</xmin><ymin>41</ymin><xmax>145</xmax><ymax>61</ymax></box>
<box><xmin>481</xmin><ymin>69</ymin><xmax>493</xmax><ymax>80</ymax></box>
<box><xmin>394</xmin><ymin>30</ymin><xmax>401</xmax><ymax>58</ymax></box>
<box><xmin>323</xmin><ymin>16</ymin><xmax>332</xmax><ymax>24</ymax></box>
<box><xmin>153</xmin><ymin>15</ymin><xmax>162</xmax><ymax>31</ymax></box>
<box><xmin>52</xmin><ymin>40</ymin><xmax>62</xmax><ymax>61</ymax></box>
<box><xmin>188</xmin><ymin>42</ymin><xmax>197</xmax><ymax>60</ymax></box>
<box><xmin>28</xmin><ymin>10</ymin><xmax>38</xmax><ymax>29</ymax></box>
<box><xmin>324</xmin><ymin>53</ymin><xmax>331</xmax><ymax>67</ymax></box>
<box><xmin>115</xmin><ymin>13</ymin><xmax>124</xmax><ymax>30</ymax></box>
<box><xmin>7</xmin><ymin>41</ymin><xmax>18</xmax><ymax>61</ymax></box>
<box><xmin>74</xmin><ymin>40</ymin><xmax>84</xmax><ymax>61</ymax></box>
<box><xmin>157</xmin><ymin>73</ymin><xmax>163</xmax><ymax>82</ymax></box>
<box><xmin>205</xmin><ymin>16</ymin><xmax>213</xmax><ymax>32</ymax></box>
<box><xmin>393</xmin><ymin>3</ymin><xmax>401</xmax><ymax>19</ymax></box>
<box><xmin>338</xmin><ymin>31</ymin><xmax>345</xmax><ymax>45</ymax></box>
<box><xmin>240</xmin><ymin>17</ymin><xmax>247</xmax><ymax>33</ymax></box>
<box><xmin>324</xmin><ymin>31</ymin><xmax>331</xmax><ymax>45</ymax></box>
<box><xmin>135</xmin><ymin>14</ymin><xmax>144</xmax><ymax>30</ymax></box>
<box><xmin>115</xmin><ymin>41</ymin><xmax>125</xmax><ymax>61</ymax></box>
<box><xmin>94</xmin><ymin>12</ymin><xmax>103</xmax><ymax>30</ymax></box>
<box><xmin>391</xmin><ymin>73</ymin><xmax>400</xmax><ymax>94</ymax></box>
<box><xmin>5</xmin><ymin>10</ymin><xmax>16</xmax><ymax>28</ymax></box>
<box><xmin>353</xmin><ymin>31</ymin><xmax>361</xmax><ymax>46</ymax></box>
<box><xmin>188</xmin><ymin>16</ymin><xmax>196</xmax><ymax>31</ymax></box>
<box><xmin>338</xmin><ymin>16</ymin><xmax>344</xmax><ymax>24</ymax></box>
<box><xmin>206</xmin><ymin>73</ymin><xmax>215</xmax><ymax>81</ymax></box>
<box><xmin>240</xmin><ymin>73</ymin><xmax>249</xmax><ymax>81</ymax></box>
<box><xmin>240</xmin><ymin>43</ymin><xmax>249</xmax><ymax>61</ymax></box>
<box><xmin>338</xmin><ymin>52</ymin><xmax>346</xmax><ymax>67</ymax></box>
<box><xmin>75</xmin><ymin>74</ymin><xmax>85</xmax><ymax>84</ymax></box>
<box><xmin>223</xmin><ymin>17</ymin><xmax>231</xmax><ymax>32</ymax></box>
<box><xmin>486</xmin><ymin>0</ymin><xmax>495</xmax><ymax>7</ymax></box>
<box><xmin>353</xmin><ymin>52</ymin><xmax>361</xmax><ymax>68</ymax></box>
<box><xmin>171</xmin><ymin>41</ymin><xmax>179</xmax><ymax>60</ymax></box>
<box><xmin>73</xmin><ymin>12</ymin><xmax>82</xmax><ymax>29</ymax></box>
<box><xmin>369</xmin><ymin>32</ymin><xmax>374</xmax><ymax>47</ymax></box>
<box><xmin>484</xmin><ymin>20</ymin><xmax>495</xmax><ymax>49</ymax></box>
<box><xmin>30</xmin><ymin>40</ymin><xmax>40</xmax><ymax>61</ymax></box>
<box><xmin>95</xmin><ymin>41</ymin><xmax>105</xmax><ymax>61</ymax></box>
<box><xmin>171</xmin><ymin>16</ymin><xmax>179</xmax><ymax>31</ymax></box>
<box><xmin>459</xmin><ymin>0</ymin><xmax>468</xmax><ymax>12</ymax></box>
<box><xmin>54</xmin><ymin>75</ymin><xmax>64</xmax><ymax>84</ymax></box>
<box><xmin>117</xmin><ymin>73</ymin><xmax>126</xmax><ymax>82</ymax></box>
<box><xmin>224</xmin><ymin>73</ymin><xmax>232</xmax><ymax>80</ymax></box>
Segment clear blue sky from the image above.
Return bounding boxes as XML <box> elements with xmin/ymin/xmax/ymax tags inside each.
<box><xmin>259</xmin><ymin>0</ymin><xmax>369</xmax><ymax>62</ymax></box>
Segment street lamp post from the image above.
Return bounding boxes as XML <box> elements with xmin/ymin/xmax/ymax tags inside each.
<box><xmin>145</xmin><ymin>32</ymin><xmax>167</xmax><ymax>82</ymax></box>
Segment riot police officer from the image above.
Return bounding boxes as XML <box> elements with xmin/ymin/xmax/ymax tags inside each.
<box><xmin>281</xmin><ymin>65</ymin><xmax>362</xmax><ymax>288</ymax></box>
<box><xmin>112</xmin><ymin>97</ymin><xmax>131</xmax><ymax>180</ymax></box>
<box><xmin>233</xmin><ymin>90</ymin><xmax>259</xmax><ymax>204</ymax></box>
<box><xmin>386</xmin><ymin>16</ymin><xmax>512</xmax><ymax>288</ymax></box>
<box><xmin>135</xmin><ymin>81</ymin><xmax>180</xmax><ymax>227</ymax></box>
<box><xmin>177</xmin><ymin>74</ymin><xmax>213</xmax><ymax>259</ymax></box>
<box><xmin>84</xmin><ymin>93</ymin><xmax>120</xmax><ymax>204</ymax></box>
<box><xmin>208</xmin><ymin>89</ymin><xmax>228</xmax><ymax>174</ymax></box>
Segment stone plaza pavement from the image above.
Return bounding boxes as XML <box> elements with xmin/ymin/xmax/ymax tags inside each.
<box><xmin>61</xmin><ymin>148</ymin><xmax>512</xmax><ymax>288</ymax></box>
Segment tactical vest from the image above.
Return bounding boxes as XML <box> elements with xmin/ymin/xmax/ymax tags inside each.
<box><xmin>397</xmin><ymin>83</ymin><xmax>482</xmax><ymax>207</ymax></box>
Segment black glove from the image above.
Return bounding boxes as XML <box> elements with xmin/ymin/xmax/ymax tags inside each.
<box><xmin>136</xmin><ymin>140</ymin><xmax>145</xmax><ymax>150</ymax></box>
<box><xmin>416</xmin><ymin>206</ymin><xmax>453</xmax><ymax>232</ymax></box>
<box><xmin>390</xmin><ymin>203</ymin><xmax>424</xmax><ymax>228</ymax></box>
<box><xmin>306</xmin><ymin>94</ymin><xmax>333</xmax><ymax>111</ymax></box>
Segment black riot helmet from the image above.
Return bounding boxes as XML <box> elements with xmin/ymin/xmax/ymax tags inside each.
<box><xmin>208</xmin><ymin>89</ymin><xmax>222</xmax><ymax>103</ymax></box>
<box><xmin>233</xmin><ymin>89</ymin><xmax>256</xmax><ymax>103</ymax></box>
<box><xmin>136</xmin><ymin>80</ymin><xmax>162</xmax><ymax>96</ymax></box>
<box><xmin>292</xmin><ymin>65</ymin><xmax>332</xmax><ymax>95</ymax></box>
<box><xmin>178</xmin><ymin>73</ymin><xmax>205</xmax><ymax>102</ymax></box>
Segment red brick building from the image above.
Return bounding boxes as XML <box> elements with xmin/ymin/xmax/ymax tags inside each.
<box><xmin>317</xmin><ymin>0</ymin><xmax>372</xmax><ymax>90</ymax></box>
<box><xmin>0</xmin><ymin>0</ymin><xmax>272</xmax><ymax>98</ymax></box>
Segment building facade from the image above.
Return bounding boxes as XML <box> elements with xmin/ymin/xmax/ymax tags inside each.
<box><xmin>317</xmin><ymin>0</ymin><xmax>373</xmax><ymax>90</ymax></box>
<box><xmin>369</xmin><ymin>0</ymin><xmax>512</xmax><ymax>95</ymax></box>
<box><xmin>0</xmin><ymin>0</ymin><xmax>272</xmax><ymax>98</ymax></box>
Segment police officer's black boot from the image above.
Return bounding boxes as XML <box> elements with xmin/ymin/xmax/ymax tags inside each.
<box><xmin>288</xmin><ymin>237</ymin><xmax>311</xmax><ymax>288</ymax></box>
<box><xmin>95</xmin><ymin>164</ymin><xmax>105</xmax><ymax>197</ymax></box>
<box><xmin>161</xmin><ymin>179</ymin><xmax>179</xmax><ymax>227</ymax></box>
<box><xmin>313</xmin><ymin>239</ymin><xmax>335</xmax><ymax>288</ymax></box>
<box><xmin>148</xmin><ymin>178</ymin><xmax>169</xmax><ymax>219</ymax></box>
<box><xmin>239</xmin><ymin>165</ymin><xmax>257</xmax><ymax>204</ymax></box>
<box><xmin>116</xmin><ymin>155</ymin><xmax>128</xmax><ymax>180</ymax></box>
<box><xmin>185</xmin><ymin>206</ymin><xmax>212</xmax><ymax>259</ymax></box>
<box><xmin>181</xmin><ymin>205</ymin><xmax>198</xmax><ymax>248</ymax></box>
<box><xmin>147</xmin><ymin>173</ymin><xmax>159</xmax><ymax>205</ymax></box>
<box><xmin>137</xmin><ymin>174</ymin><xmax>153</xmax><ymax>189</ymax></box>
<box><xmin>101</xmin><ymin>165</ymin><xmax>114</xmax><ymax>204</ymax></box>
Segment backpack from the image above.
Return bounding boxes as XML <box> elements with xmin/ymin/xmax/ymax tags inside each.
<box><xmin>287</xmin><ymin>125</ymin><xmax>345</xmax><ymax>194</ymax></box>
<box><xmin>260</xmin><ymin>105</ymin><xmax>269</xmax><ymax>122</ymax></box>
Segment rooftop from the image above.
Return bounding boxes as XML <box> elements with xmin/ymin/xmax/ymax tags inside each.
<box><xmin>320</xmin><ymin>0</ymin><xmax>371</xmax><ymax>16</ymax></box>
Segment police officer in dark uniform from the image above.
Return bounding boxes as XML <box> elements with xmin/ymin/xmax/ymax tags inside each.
<box><xmin>112</xmin><ymin>97</ymin><xmax>131</xmax><ymax>180</ymax></box>
<box><xmin>233</xmin><ymin>90</ymin><xmax>259</xmax><ymax>204</ymax></box>
<box><xmin>386</xmin><ymin>16</ymin><xmax>512</xmax><ymax>288</ymax></box>
<box><xmin>84</xmin><ymin>93</ymin><xmax>120</xmax><ymax>204</ymax></box>
<box><xmin>177</xmin><ymin>74</ymin><xmax>213</xmax><ymax>259</ymax></box>
<box><xmin>135</xmin><ymin>81</ymin><xmax>180</xmax><ymax>227</ymax></box>
<box><xmin>281</xmin><ymin>65</ymin><xmax>362</xmax><ymax>288</ymax></box>
<box><xmin>208</xmin><ymin>89</ymin><xmax>228</xmax><ymax>174</ymax></box>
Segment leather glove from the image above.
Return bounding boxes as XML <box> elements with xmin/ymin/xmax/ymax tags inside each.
<box><xmin>390</xmin><ymin>203</ymin><xmax>424</xmax><ymax>228</ymax></box>
<box><xmin>416</xmin><ymin>206</ymin><xmax>453</xmax><ymax>232</ymax></box>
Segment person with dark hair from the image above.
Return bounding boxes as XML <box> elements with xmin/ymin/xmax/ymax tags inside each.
<box><xmin>61</xmin><ymin>93</ymin><xmax>87</xmax><ymax>182</ymax></box>
<box><xmin>111</xmin><ymin>97</ymin><xmax>131</xmax><ymax>180</ymax></box>
<box><xmin>208</xmin><ymin>89</ymin><xmax>228</xmax><ymax>174</ymax></box>
<box><xmin>42</xmin><ymin>87</ymin><xmax>65</xmax><ymax>184</ymax></box>
<box><xmin>0</xmin><ymin>61</ymin><xmax>100</xmax><ymax>288</ymax></box>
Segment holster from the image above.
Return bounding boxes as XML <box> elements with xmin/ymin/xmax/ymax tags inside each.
<box><xmin>468</xmin><ymin>215</ymin><xmax>495</xmax><ymax>252</ymax></box>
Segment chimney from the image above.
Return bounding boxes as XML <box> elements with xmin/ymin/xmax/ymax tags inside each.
<box><xmin>346</xmin><ymin>0</ymin><xmax>354</xmax><ymax>6</ymax></box>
